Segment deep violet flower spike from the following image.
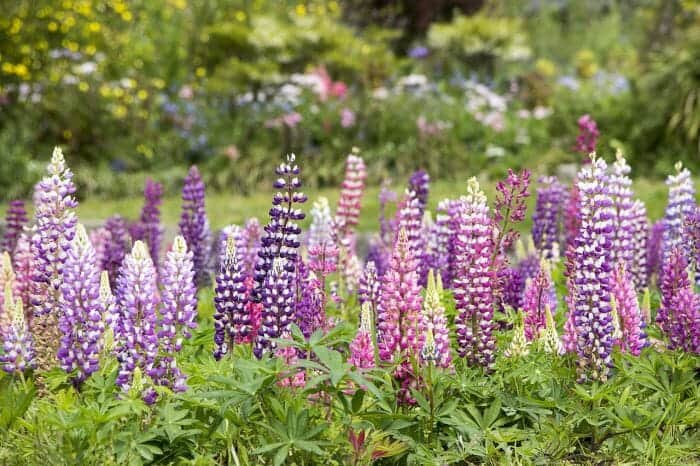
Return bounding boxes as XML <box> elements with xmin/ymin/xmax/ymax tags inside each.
<box><xmin>154</xmin><ymin>236</ymin><xmax>197</xmax><ymax>392</ymax></box>
<box><xmin>179</xmin><ymin>165</ymin><xmax>212</xmax><ymax>288</ymax></box>
<box><xmin>610</xmin><ymin>263</ymin><xmax>647</xmax><ymax>356</ymax></box>
<box><xmin>102</xmin><ymin>215</ymin><xmax>130</xmax><ymax>287</ymax></box>
<box><xmin>684</xmin><ymin>206</ymin><xmax>700</xmax><ymax>286</ymax></box>
<box><xmin>1</xmin><ymin>200</ymin><xmax>28</xmax><ymax>254</ymax></box>
<box><xmin>647</xmin><ymin>220</ymin><xmax>665</xmax><ymax>281</ymax></box>
<box><xmin>668</xmin><ymin>288</ymin><xmax>700</xmax><ymax>353</ymax></box>
<box><xmin>114</xmin><ymin>241</ymin><xmax>159</xmax><ymax>398</ymax></box>
<box><xmin>662</xmin><ymin>162</ymin><xmax>695</xmax><ymax>262</ymax></box>
<box><xmin>1</xmin><ymin>283</ymin><xmax>34</xmax><ymax>374</ymax></box>
<box><xmin>629</xmin><ymin>201</ymin><xmax>649</xmax><ymax>290</ymax></box>
<box><xmin>452</xmin><ymin>179</ymin><xmax>497</xmax><ymax>369</ymax></box>
<box><xmin>213</xmin><ymin>235</ymin><xmax>249</xmax><ymax>359</ymax></box>
<box><xmin>408</xmin><ymin>169</ymin><xmax>430</xmax><ymax>215</ymax></box>
<box><xmin>531</xmin><ymin>176</ymin><xmax>566</xmax><ymax>260</ymax></box>
<box><xmin>569</xmin><ymin>155</ymin><xmax>616</xmax><ymax>383</ymax></box>
<box><xmin>349</xmin><ymin>302</ymin><xmax>376</xmax><ymax>369</ymax></box>
<box><xmin>254</xmin><ymin>257</ymin><xmax>296</xmax><ymax>358</ymax></box>
<box><xmin>252</xmin><ymin>154</ymin><xmax>307</xmax><ymax>303</ymax></box>
<box><xmin>657</xmin><ymin>247</ymin><xmax>692</xmax><ymax>340</ymax></box>
<box><xmin>135</xmin><ymin>178</ymin><xmax>164</xmax><ymax>268</ymax></box>
<box><xmin>608</xmin><ymin>151</ymin><xmax>637</xmax><ymax>275</ymax></box>
<box><xmin>58</xmin><ymin>225</ymin><xmax>106</xmax><ymax>386</ymax></box>
<box><xmin>29</xmin><ymin>147</ymin><xmax>78</xmax><ymax>373</ymax></box>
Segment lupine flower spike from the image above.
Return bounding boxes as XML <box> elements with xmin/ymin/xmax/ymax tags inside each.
<box><xmin>1</xmin><ymin>283</ymin><xmax>34</xmax><ymax>375</ymax></box>
<box><xmin>421</xmin><ymin>269</ymin><xmax>452</xmax><ymax>368</ymax></box>
<box><xmin>661</xmin><ymin>162</ymin><xmax>695</xmax><ymax>262</ymax></box>
<box><xmin>575</xmin><ymin>114</ymin><xmax>599</xmax><ymax>155</ymax></box>
<box><xmin>213</xmin><ymin>235</ymin><xmax>248</xmax><ymax>359</ymax></box>
<box><xmin>179</xmin><ymin>166</ymin><xmax>212</xmax><ymax>288</ymax></box>
<box><xmin>0</xmin><ymin>252</ymin><xmax>16</xmax><ymax>336</ymax></box>
<box><xmin>349</xmin><ymin>302</ymin><xmax>376</xmax><ymax>369</ymax></box>
<box><xmin>254</xmin><ymin>258</ymin><xmax>296</xmax><ymax>358</ymax></box>
<box><xmin>134</xmin><ymin>178</ymin><xmax>164</xmax><ymax>269</ymax></box>
<box><xmin>539</xmin><ymin>305</ymin><xmax>563</xmax><ymax>355</ymax></box>
<box><xmin>1</xmin><ymin>200</ymin><xmax>28</xmax><ymax>254</ymax></box>
<box><xmin>102</xmin><ymin>215</ymin><xmax>130</xmax><ymax>286</ymax></box>
<box><xmin>505</xmin><ymin>310</ymin><xmax>529</xmax><ymax>358</ymax></box>
<box><xmin>11</xmin><ymin>234</ymin><xmax>32</xmax><ymax>311</ymax></box>
<box><xmin>608</xmin><ymin>152</ymin><xmax>636</xmax><ymax>273</ymax></box>
<box><xmin>522</xmin><ymin>260</ymin><xmax>557</xmax><ymax>342</ymax></box>
<box><xmin>531</xmin><ymin>176</ymin><xmax>566</xmax><ymax>260</ymax></box>
<box><xmin>610</xmin><ymin>263</ymin><xmax>647</xmax><ymax>355</ymax></box>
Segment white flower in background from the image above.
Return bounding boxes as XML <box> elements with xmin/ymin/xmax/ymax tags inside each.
<box><xmin>486</xmin><ymin>144</ymin><xmax>506</xmax><ymax>158</ymax></box>
<box><xmin>74</xmin><ymin>62</ymin><xmax>97</xmax><ymax>75</ymax></box>
<box><xmin>372</xmin><ymin>87</ymin><xmax>389</xmax><ymax>100</ymax></box>
<box><xmin>533</xmin><ymin>106</ymin><xmax>552</xmax><ymax>119</ymax></box>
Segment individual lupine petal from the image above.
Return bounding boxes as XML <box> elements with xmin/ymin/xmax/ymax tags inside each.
<box><xmin>661</xmin><ymin>162</ymin><xmax>695</xmax><ymax>262</ymax></box>
<box><xmin>504</xmin><ymin>311</ymin><xmax>529</xmax><ymax>358</ymax></box>
<box><xmin>607</xmin><ymin>151</ymin><xmax>636</xmax><ymax>273</ymax></box>
<box><xmin>1</xmin><ymin>200</ymin><xmax>28</xmax><ymax>254</ymax></box>
<box><xmin>646</xmin><ymin>220</ymin><xmax>665</xmax><ymax>282</ymax></box>
<box><xmin>154</xmin><ymin>236</ymin><xmax>197</xmax><ymax>391</ymax></box>
<box><xmin>58</xmin><ymin>224</ymin><xmax>105</xmax><ymax>386</ymax></box>
<box><xmin>569</xmin><ymin>155</ymin><xmax>616</xmax><ymax>383</ymax></box>
<box><xmin>349</xmin><ymin>302</ymin><xmax>376</xmax><ymax>369</ymax></box>
<box><xmin>408</xmin><ymin>169</ymin><xmax>430</xmax><ymax>216</ymax></box>
<box><xmin>30</xmin><ymin>147</ymin><xmax>78</xmax><ymax>373</ymax></box>
<box><xmin>657</xmin><ymin>248</ymin><xmax>692</xmax><ymax>337</ymax></box>
<box><xmin>133</xmin><ymin>178</ymin><xmax>164</xmax><ymax>269</ymax></box>
<box><xmin>531</xmin><ymin>176</ymin><xmax>566</xmax><ymax>260</ymax></box>
<box><xmin>335</xmin><ymin>152</ymin><xmax>367</xmax><ymax>242</ymax></box>
<box><xmin>610</xmin><ymin>263</ymin><xmax>647</xmax><ymax>356</ymax></box>
<box><xmin>668</xmin><ymin>288</ymin><xmax>700</xmax><ymax>353</ymax></box>
<box><xmin>11</xmin><ymin>233</ymin><xmax>32</xmax><ymax>312</ymax></box>
<box><xmin>453</xmin><ymin>179</ymin><xmax>497</xmax><ymax>369</ymax></box>
<box><xmin>574</xmin><ymin>114</ymin><xmax>599</xmax><ymax>154</ymax></box>
<box><xmin>522</xmin><ymin>260</ymin><xmax>557</xmax><ymax>342</ymax></box>
<box><xmin>376</xmin><ymin>228</ymin><xmax>423</xmax><ymax>363</ymax></box>
<box><xmin>254</xmin><ymin>257</ymin><xmax>296</xmax><ymax>358</ymax></box>
<box><xmin>540</xmin><ymin>305</ymin><xmax>564</xmax><ymax>354</ymax></box>
<box><xmin>113</xmin><ymin>241</ymin><xmax>159</xmax><ymax>400</ymax></box>
<box><xmin>102</xmin><ymin>215</ymin><xmax>130</xmax><ymax>286</ymax></box>
<box><xmin>420</xmin><ymin>270</ymin><xmax>452</xmax><ymax>368</ymax></box>
<box><xmin>253</xmin><ymin>154</ymin><xmax>307</xmax><ymax>303</ymax></box>
<box><xmin>213</xmin><ymin>235</ymin><xmax>248</xmax><ymax>359</ymax></box>
<box><xmin>629</xmin><ymin>201</ymin><xmax>649</xmax><ymax>290</ymax></box>
<box><xmin>179</xmin><ymin>166</ymin><xmax>212</xmax><ymax>287</ymax></box>
<box><xmin>308</xmin><ymin>197</ymin><xmax>334</xmax><ymax>249</ymax></box>
<box><xmin>1</xmin><ymin>283</ymin><xmax>34</xmax><ymax>374</ymax></box>
<box><xmin>396</xmin><ymin>189</ymin><xmax>428</xmax><ymax>285</ymax></box>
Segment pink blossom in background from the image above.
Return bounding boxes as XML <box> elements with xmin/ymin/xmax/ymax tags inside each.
<box><xmin>310</xmin><ymin>66</ymin><xmax>347</xmax><ymax>101</ymax></box>
<box><xmin>416</xmin><ymin>116</ymin><xmax>450</xmax><ymax>138</ymax></box>
<box><xmin>265</xmin><ymin>112</ymin><xmax>302</xmax><ymax>129</ymax></box>
<box><xmin>340</xmin><ymin>108</ymin><xmax>356</xmax><ymax>128</ymax></box>
<box><xmin>575</xmin><ymin>114</ymin><xmax>599</xmax><ymax>154</ymax></box>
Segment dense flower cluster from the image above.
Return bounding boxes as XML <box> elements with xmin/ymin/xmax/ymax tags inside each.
<box><xmin>396</xmin><ymin>190</ymin><xmax>428</xmax><ymax>285</ymax></box>
<box><xmin>522</xmin><ymin>261</ymin><xmax>557</xmax><ymax>341</ymax></box>
<box><xmin>132</xmin><ymin>178</ymin><xmax>164</xmax><ymax>269</ymax></box>
<box><xmin>1</xmin><ymin>200</ymin><xmax>28</xmax><ymax>254</ymax></box>
<box><xmin>610</xmin><ymin>263</ymin><xmax>647</xmax><ymax>355</ymax></box>
<box><xmin>607</xmin><ymin>152</ymin><xmax>636</xmax><ymax>272</ymax></box>
<box><xmin>213</xmin><ymin>235</ymin><xmax>249</xmax><ymax>359</ymax></box>
<box><xmin>254</xmin><ymin>258</ymin><xmax>296</xmax><ymax>358</ymax></box>
<box><xmin>421</xmin><ymin>270</ymin><xmax>452</xmax><ymax>368</ymax></box>
<box><xmin>661</xmin><ymin>162</ymin><xmax>695</xmax><ymax>263</ymax></box>
<box><xmin>575</xmin><ymin>114</ymin><xmax>599</xmax><ymax>154</ymax></box>
<box><xmin>531</xmin><ymin>176</ymin><xmax>566</xmax><ymax>260</ymax></box>
<box><xmin>335</xmin><ymin>153</ymin><xmax>367</xmax><ymax>241</ymax></box>
<box><xmin>349</xmin><ymin>302</ymin><xmax>376</xmax><ymax>369</ymax></box>
<box><xmin>102</xmin><ymin>215</ymin><xmax>130</xmax><ymax>286</ymax></box>
<box><xmin>407</xmin><ymin>169</ymin><xmax>430</xmax><ymax>216</ymax></box>
<box><xmin>1</xmin><ymin>283</ymin><xmax>34</xmax><ymax>374</ymax></box>
<box><xmin>179</xmin><ymin>166</ymin><xmax>212</xmax><ymax>287</ymax></box>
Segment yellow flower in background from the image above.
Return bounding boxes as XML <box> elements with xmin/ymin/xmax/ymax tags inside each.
<box><xmin>63</xmin><ymin>129</ymin><xmax>72</xmax><ymax>140</ymax></box>
<box><xmin>137</xmin><ymin>144</ymin><xmax>153</xmax><ymax>158</ymax></box>
<box><xmin>575</xmin><ymin>49</ymin><xmax>598</xmax><ymax>79</ymax></box>
<box><xmin>48</xmin><ymin>21</ymin><xmax>58</xmax><ymax>32</ymax></box>
<box><xmin>122</xmin><ymin>11</ymin><xmax>133</xmax><ymax>22</ymax></box>
<box><xmin>88</xmin><ymin>22</ymin><xmax>101</xmax><ymax>33</ymax></box>
<box><xmin>99</xmin><ymin>84</ymin><xmax>111</xmax><ymax>97</ymax></box>
<box><xmin>78</xmin><ymin>82</ymin><xmax>89</xmax><ymax>92</ymax></box>
<box><xmin>195</xmin><ymin>66</ymin><xmax>206</xmax><ymax>77</ymax></box>
<box><xmin>152</xmin><ymin>78</ymin><xmax>165</xmax><ymax>89</ymax></box>
<box><xmin>84</xmin><ymin>44</ymin><xmax>97</xmax><ymax>55</ymax></box>
<box><xmin>137</xmin><ymin>89</ymin><xmax>148</xmax><ymax>100</ymax></box>
<box><xmin>235</xmin><ymin>10</ymin><xmax>246</xmax><ymax>22</ymax></box>
<box><xmin>112</xmin><ymin>105</ymin><xmax>127</xmax><ymax>118</ymax></box>
<box><xmin>295</xmin><ymin>4</ymin><xmax>306</xmax><ymax>16</ymax></box>
<box><xmin>14</xmin><ymin>64</ymin><xmax>29</xmax><ymax>78</ymax></box>
<box><xmin>1</xmin><ymin>63</ymin><xmax>13</xmax><ymax>74</ymax></box>
<box><xmin>535</xmin><ymin>58</ymin><xmax>556</xmax><ymax>78</ymax></box>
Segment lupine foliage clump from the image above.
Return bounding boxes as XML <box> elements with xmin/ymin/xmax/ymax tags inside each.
<box><xmin>0</xmin><ymin>148</ymin><xmax>698</xmax><ymax>465</ymax></box>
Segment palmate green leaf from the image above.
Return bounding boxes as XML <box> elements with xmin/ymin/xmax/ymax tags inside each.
<box><xmin>273</xmin><ymin>445</ymin><xmax>289</xmax><ymax>466</ymax></box>
<box><xmin>0</xmin><ymin>376</ymin><xmax>36</xmax><ymax>430</ymax></box>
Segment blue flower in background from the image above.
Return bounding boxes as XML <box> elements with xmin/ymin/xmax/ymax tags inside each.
<box><xmin>408</xmin><ymin>45</ymin><xmax>429</xmax><ymax>59</ymax></box>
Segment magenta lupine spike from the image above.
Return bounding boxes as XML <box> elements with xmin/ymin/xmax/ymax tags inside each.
<box><xmin>453</xmin><ymin>179</ymin><xmax>497</xmax><ymax>369</ymax></box>
<box><xmin>684</xmin><ymin>206</ymin><xmax>700</xmax><ymax>286</ymax></box>
<box><xmin>153</xmin><ymin>236</ymin><xmax>197</xmax><ymax>392</ymax></box>
<box><xmin>563</xmin><ymin>182</ymin><xmax>580</xmax><ymax>252</ymax></box>
<box><xmin>429</xmin><ymin>200</ymin><xmax>453</xmax><ymax>286</ymax></box>
<box><xmin>647</xmin><ymin>220</ymin><xmax>665</xmax><ymax>281</ymax></box>
<box><xmin>254</xmin><ymin>257</ymin><xmax>296</xmax><ymax>358</ymax></box>
<box><xmin>1</xmin><ymin>200</ymin><xmax>28</xmax><ymax>254</ymax></box>
<box><xmin>376</xmin><ymin>228</ymin><xmax>424</xmax><ymax>362</ymax></box>
<box><xmin>57</xmin><ymin>225</ymin><xmax>106</xmax><ymax>387</ymax></box>
<box><xmin>668</xmin><ymin>288</ymin><xmax>700</xmax><ymax>353</ymax></box>
<box><xmin>29</xmin><ymin>147</ymin><xmax>78</xmax><ymax>372</ymax></box>
<box><xmin>179</xmin><ymin>166</ymin><xmax>212</xmax><ymax>287</ymax></box>
<box><xmin>610</xmin><ymin>263</ymin><xmax>647</xmax><ymax>356</ymax></box>
<box><xmin>421</xmin><ymin>270</ymin><xmax>452</xmax><ymax>368</ymax></box>
<box><xmin>134</xmin><ymin>178</ymin><xmax>164</xmax><ymax>268</ymax></box>
<box><xmin>213</xmin><ymin>235</ymin><xmax>249</xmax><ymax>359</ymax></box>
<box><xmin>608</xmin><ymin>152</ymin><xmax>637</xmax><ymax>275</ymax></box>
<box><xmin>358</xmin><ymin>260</ymin><xmax>380</xmax><ymax>313</ymax></box>
<box><xmin>568</xmin><ymin>156</ymin><xmax>616</xmax><ymax>382</ymax></box>
<box><xmin>1</xmin><ymin>284</ymin><xmax>34</xmax><ymax>374</ymax></box>
<box><xmin>493</xmin><ymin>168</ymin><xmax>531</xmax><ymax>254</ymax></box>
<box><xmin>102</xmin><ymin>215</ymin><xmax>130</xmax><ymax>287</ymax></box>
<box><xmin>532</xmin><ymin>176</ymin><xmax>566</xmax><ymax>260</ymax></box>
<box><xmin>657</xmin><ymin>247</ymin><xmax>692</xmax><ymax>339</ymax></box>
<box><xmin>11</xmin><ymin>233</ymin><xmax>32</xmax><ymax>311</ymax></box>
<box><xmin>522</xmin><ymin>261</ymin><xmax>557</xmax><ymax>342</ymax></box>
<box><xmin>629</xmin><ymin>201</ymin><xmax>649</xmax><ymax>290</ymax></box>
<box><xmin>335</xmin><ymin>152</ymin><xmax>367</xmax><ymax>242</ymax></box>
<box><xmin>396</xmin><ymin>190</ymin><xmax>427</xmax><ymax>285</ymax></box>
<box><xmin>662</xmin><ymin>162</ymin><xmax>695</xmax><ymax>262</ymax></box>
<box><xmin>253</xmin><ymin>154</ymin><xmax>307</xmax><ymax>304</ymax></box>
<box><xmin>408</xmin><ymin>169</ymin><xmax>430</xmax><ymax>216</ymax></box>
<box><xmin>113</xmin><ymin>241</ymin><xmax>159</xmax><ymax>400</ymax></box>
<box><xmin>349</xmin><ymin>303</ymin><xmax>376</xmax><ymax>370</ymax></box>
<box><xmin>574</xmin><ymin>114</ymin><xmax>599</xmax><ymax>154</ymax></box>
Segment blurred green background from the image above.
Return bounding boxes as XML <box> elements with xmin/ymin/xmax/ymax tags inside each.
<box><xmin>1</xmin><ymin>0</ymin><xmax>699</xmax><ymax>201</ymax></box>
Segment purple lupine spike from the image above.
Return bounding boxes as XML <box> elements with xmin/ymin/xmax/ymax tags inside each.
<box><xmin>1</xmin><ymin>283</ymin><xmax>34</xmax><ymax>374</ymax></box>
<box><xmin>113</xmin><ymin>241</ymin><xmax>159</xmax><ymax>400</ymax></box>
<box><xmin>295</xmin><ymin>262</ymin><xmax>326</xmax><ymax>339</ymax></box>
<box><xmin>134</xmin><ymin>178</ymin><xmax>164</xmax><ymax>268</ymax></box>
<box><xmin>335</xmin><ymin>152</ymin><xmax>367</xmax><ymax>243</ymax></box>
<box><xmin>531</xmin><ymin>176</ymin><xmax>566</xmax><ymax>260</ymax></box>
<box><xmin>254</xmin><ymin>257</ymin><xmax>296</xmax><ymax>358</ymax></box>
<box><xmin>408</xmin><ymin>169</ymin><xmax>430</xmax><ymax>216</ymax></box>
<box><xmin>629</xmin><ymin>201</ymin><xmax>649</xmax><ymax>290</ymax></box>
<box><xmin>358</xmin><ymin>261</ymin><xmax>380</xmax><ymax>311</ymax></box>
<box><xmin>668</xmin><ymin>288</ymin><xmax>700</xmax><ymax>353</ymax></box>
<box><xmin>365</xmin><ymin>238</ymin><xmax>390</xmax><ymax>277</ymax></box>
<box><xmin>608</xmin><ymin>152</ymin><xmax>637</xmax><ymax>276</ymax></box>
<box><xmin>213</xmin><ymin>234</ymin><xmax>249</xmax><ymax>359</ymax></box>
<box><xmin>610</xmin><ymin>263</ymin><xmax>647</xmax><ymax>356</ymax></box>
<box><xmin>102</xmin><ymin>215</ymin><xmax>130</xmax><ymax>287</ymax></box>
<box><xmin>1</xmin><ymin>200</ymin><xmax>28</xmax><ymax>254</ymax></box>
<box><xmin>453</xmin><ymin>179</ymin><xmax>497</xmax><ymax>369</ymax></box>
<box><xmin>376</xmin><ymin>228</ymin><xmax>424</xmax><ymax>363</ymax></box>
<box><xmin>58</xmin><ymin>225</ymin><xmax>105</xmax><ymax>387</ymax></box>
<box><xmin>428</xmin><ymin>200</ymin><xmax>452</xmax><ymax>286</ymax></box>
<box><xmin>421</xmin><ymin>270</ymin><xmax>452</xmax><ymax>368</ymax></box>
<box><xmin>349</xmin><ymin>302</ymin><xmax>376</xmax><ymax>370</ymax></box>
<box><xmin>179</xmin><ymin>166</ymin><xmax>212</xmax><ymax>288</ymax></box>
<box><xmin>684</xmin><ymin>206</ymin><xmax>700</xmax><ymax>286</ymax></box>
<box><xmin>563</xmin><ymin>181</ymin><xmax>580</xmax><ymax>252</ymax></box>
<box><xmin>396</xmin><ymin>190</ymin><xmax>427</xmax><ymax>285</ymax></box>
<box><xmin>522</xmin><ymin>261</ymin><xmax>557</xmax><ymax>341</ymax></box>
<box><xmin>29</xmin><ymin>147</ymin><xmax>78</xmax><ymax>373</ymax></box>
<box><xmin>647</xmin><ymin>220</ymin><xmax>665</xmax><ymax>282</ymax></box>
<box><xmin>153</xmin><ymin>236</ymin><xmax>197</xmax><ymax>392</ymax></box>
<box><xmin>11</xmin><ymin>233</ymin><xmax>32</xmax><ymax>311</ymax></box>
<box><xmin>574</xmin><ymin>114</ymin><xmax>599</xmax><ymax>154</ymax></box>
<box><xmin>657</xmin><ymin>247</ymin><xmax>692</xmax><ymax>339</ymax></box>
<box><xmin>308</xmin><ymin>241</ymin><xmax>339</xmax><ymax>278</ymax></box>
<box><xmin>241</xmin><ymin>219</ymin><xmax>262</xmax><ymax>277</ymax></box>
<box><xmin>308</xmin><ymin>197</ymin><xmax>334</xmax><ymax>249</ymax></box>
<box><xmin>90</xmin><ymin>227</ymin><xmax>111</xmax><ymax>274</ymax></box>
<box><xmin>252</xmin><ymin>154</ymin><xmax>307</xmax><ymax>304</ymax></box>
<box><xmin>661</xmin><ymin>162</ymin><xmax>695</xmax><ymax>263</ymax></box>
<box><xmin>378</xmin><ymin>180</ymin><xmax>398</xmax><ymax>245</ymax></box>
<box><xmin>568</xmin><ymin>155</ymin><xmax>616</xmax><ymax>383</ymax></box>
<box><xmin>500</xmin><ymin>265</ymin><xmax>526</xmax><ymax>311</ymax></box>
